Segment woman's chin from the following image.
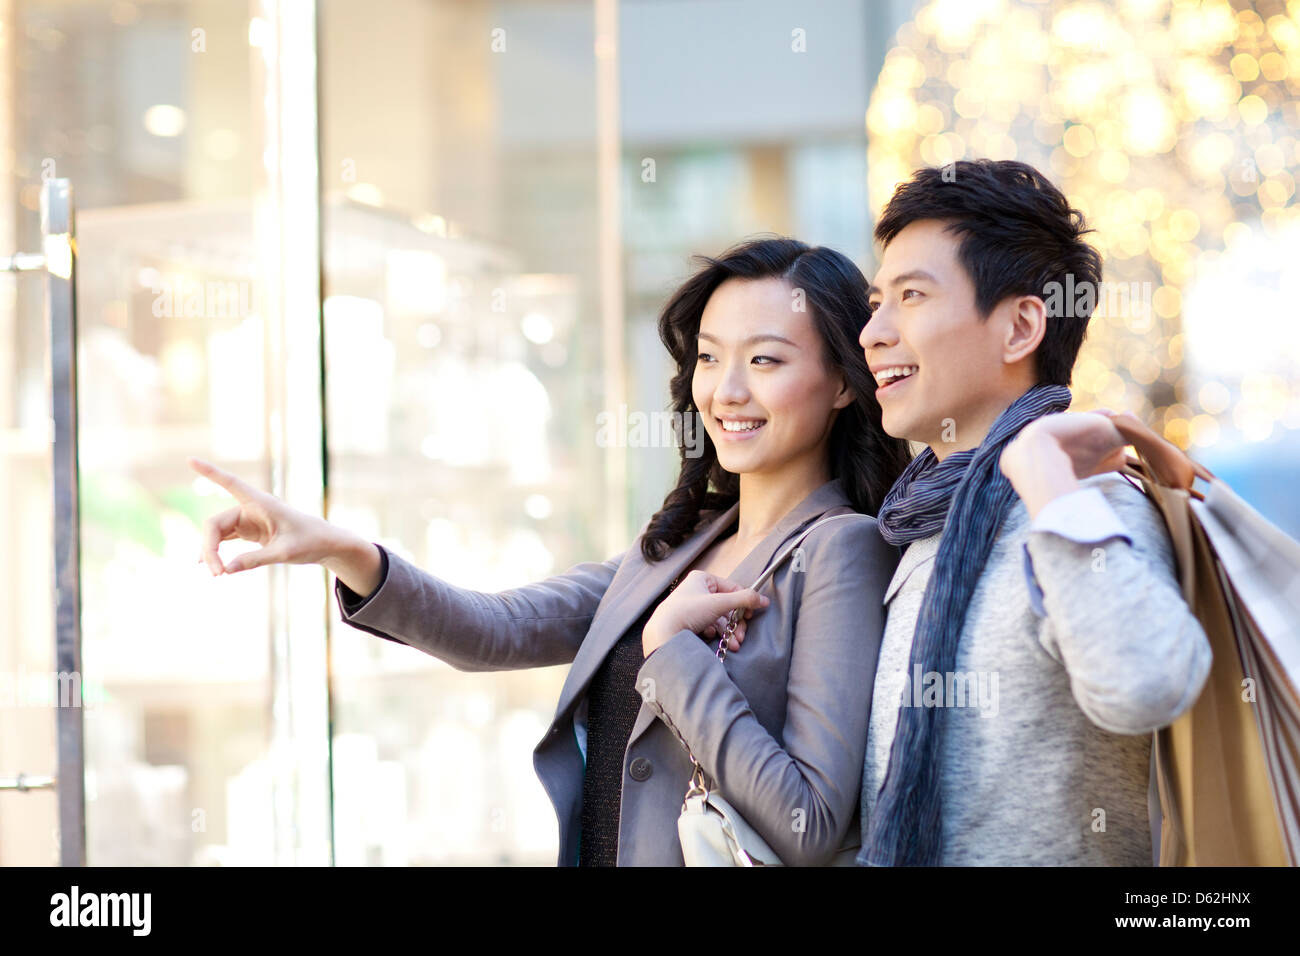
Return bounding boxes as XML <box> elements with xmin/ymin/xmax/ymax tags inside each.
<box><xmin>714</xmin><ymin>453</ymin><xmax>753</xmax><ymax>475</ymax></box>
<box><xmin>715</xmin><ymin>450</ymin><xmax>777</xmax><ymax>477</ymax></box>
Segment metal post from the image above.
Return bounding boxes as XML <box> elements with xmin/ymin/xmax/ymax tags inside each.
<box><xmin>254</xmin><ymin>0</ymin><xmax>331</xmax><ymax>866</ymax></box>
<box><xmin>0</xmin><ymin>180</ymin><xmax>82</xmax><ymax>864</ymax></box>
<box><xmin>43</xmin><ymin>178</ymin><xmax>84</xmax><ymax>867</ymax></box>
<box><xmin>595</xmin><ymin>0</ymin><xmax>626</xmax><ymax>554</ymax></box>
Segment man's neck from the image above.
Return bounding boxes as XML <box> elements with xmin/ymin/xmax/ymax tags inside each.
<box><xmin>928</xmin><ymin>391</ymin><xmax>1023</xmax><ymax>462</ymax></box>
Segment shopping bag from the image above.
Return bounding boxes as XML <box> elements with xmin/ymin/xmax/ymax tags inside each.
<box><xmin>1106</xmin><ymin>410</ymin><xmax>1299</xmax><ymax>866</ymax></box>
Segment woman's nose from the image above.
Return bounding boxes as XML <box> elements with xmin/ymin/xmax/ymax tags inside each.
<box><xmin>713</xmin><ymin>360</ymin><xmax>750</xmax><ymax>404</ymax></box>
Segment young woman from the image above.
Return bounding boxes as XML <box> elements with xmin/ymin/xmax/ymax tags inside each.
<box><xmin>190</xmin><ymin>237</ymin><xmax>911</xmax><ymax>866</ymax></box>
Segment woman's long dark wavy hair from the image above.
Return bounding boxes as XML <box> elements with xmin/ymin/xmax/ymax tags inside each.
<box><xmin>640</xmin><ymin>236</ymin><xmax>913</xmax><ymax>563</ymax></box>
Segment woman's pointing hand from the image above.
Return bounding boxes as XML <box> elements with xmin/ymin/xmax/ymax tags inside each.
<box><xmin>188</xmin><ymin>456</ymin><xmax>341</xmax><ymax>576</ymax></box>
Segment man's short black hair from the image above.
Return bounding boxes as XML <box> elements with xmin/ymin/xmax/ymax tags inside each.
<box><xmin>874</xmin><ymin>159</ymin><xmax>1103</xmax><ymax>387</ymax></box>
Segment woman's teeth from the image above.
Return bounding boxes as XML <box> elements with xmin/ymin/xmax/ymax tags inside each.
<box><xmin>720</xmin><ymin>419</ymin><xmax>765</xmax><ymax>432</ymax></box>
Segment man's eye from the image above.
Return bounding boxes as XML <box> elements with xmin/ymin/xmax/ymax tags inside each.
<box><xmin>902</xmin><ymin>289</ymin><xmax>922</xmax><ymax>300</ymax></box>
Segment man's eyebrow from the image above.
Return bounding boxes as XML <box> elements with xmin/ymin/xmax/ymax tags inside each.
<box><xmin>696</xmin><ymin>332</ymin><xmax>801</xmax><ymax>348</ymax></box>
<box><xmin>867</xmin><ymin>269</ymin><xmax>938</xmax><ymax>296</ymax></box>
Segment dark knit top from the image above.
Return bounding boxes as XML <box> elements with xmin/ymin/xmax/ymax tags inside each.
<box><xmin>579</xmin><ymin>517</ymin><xmax>737</xmax><ymax>864</ymax></box>
<box><xmin>577</xmin><ymin>589</ymin><xmax>670</xmax><ymax>867</ymax></box>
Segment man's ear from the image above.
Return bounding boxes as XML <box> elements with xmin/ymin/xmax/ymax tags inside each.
<box><xmin>1004</xmin><ymin>295</ymin><xmax>1047</xmax><ymax>366</ymax></box>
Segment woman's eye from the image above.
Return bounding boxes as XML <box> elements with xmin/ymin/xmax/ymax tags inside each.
<box><xmin>696</xmin><ymin>352</ymin><xmax>713</xmax><ymax>363</ymax></box>
<box><xmin>902</xmin><ymin>289</ymin><xmax>922</xmax><ymax>300</ymax></box>
<box><xmin>752</xmin><ymin>356</ymin><xmax>780</xmax><ymax>365</ymax></box>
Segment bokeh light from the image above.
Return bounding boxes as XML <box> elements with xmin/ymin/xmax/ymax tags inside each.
<box><xmin>868</xmin><ymin>0</ymin><xmax>1300</xmax><ymax>448</ymax></box>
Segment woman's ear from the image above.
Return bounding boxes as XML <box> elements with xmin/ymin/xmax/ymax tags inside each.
<box><xmin>832</xmin><ymin>374</ymin><xmax>854</xmax><ymax>410</ymax></box>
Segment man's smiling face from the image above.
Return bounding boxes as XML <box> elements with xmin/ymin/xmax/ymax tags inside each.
<box><xmin>860</xmin><ymin>218</ymin><xmax>1036</xmax><ymax>458</ymax></box>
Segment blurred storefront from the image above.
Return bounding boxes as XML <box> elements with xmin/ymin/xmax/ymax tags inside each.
<box><xmin>0</xmin><ymin>0</ymin><xmax>1296</xmax><ymax>866</ymax></box>
<box><xmin>0</xmin><ymin>0</ymin><xmax>903</xmax><ymax>866</ymax></box>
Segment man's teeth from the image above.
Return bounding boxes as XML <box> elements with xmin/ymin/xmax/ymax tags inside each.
<box><xmin>876</xmin><ymin>365</ymin><xmax>918</xmax><ymax>386</ymax></box>
<box><xmin>721</xmin><ymin>419</ymin><xmax>766</xmax><ymax>432</ymax></box>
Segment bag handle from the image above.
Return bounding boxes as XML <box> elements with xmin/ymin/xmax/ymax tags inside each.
<box><xmin>1099</xmin><ymin>409</ymin><xmax>1216</xmax><ymax>492</ymax></box>
<box><xmin>1101</xmin><ymin>410</ymin><xmax>1206</xmax><ymax>618</ymax></box>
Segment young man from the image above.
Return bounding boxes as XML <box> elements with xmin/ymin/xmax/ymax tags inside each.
<box><xmin>856</xmin><ymin>159</ymin><xmax>1211</xmax><ymax>866</ymax></box>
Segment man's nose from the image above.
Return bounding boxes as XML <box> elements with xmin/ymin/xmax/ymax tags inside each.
<box><xmin>860</xmin><ymin>306</ymin><xmax>896</xmax><ymax>352</ymax></box>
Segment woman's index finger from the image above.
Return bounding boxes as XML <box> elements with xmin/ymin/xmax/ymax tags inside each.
<box><xmin>187</xmin><ymin>456</ymin><xmax>258</xmax><ymax>502</ymax></box>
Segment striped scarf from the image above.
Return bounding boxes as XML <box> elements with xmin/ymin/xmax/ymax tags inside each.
<box><xmin>859</xmin><ymin>383</ymin><xmax>1073</xmax><ymax>866</ymax></box>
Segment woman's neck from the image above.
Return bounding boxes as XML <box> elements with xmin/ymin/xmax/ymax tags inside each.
<box><xmin>734</xmin><ymin>462</ymin><xmax>833</xmax><ymax>546</ymax></box>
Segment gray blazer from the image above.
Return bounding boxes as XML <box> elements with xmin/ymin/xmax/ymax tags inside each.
<box><xmin>334</xmin><ymin>477</ymin><xmax>899</xmax><ymax>865</ymax></box>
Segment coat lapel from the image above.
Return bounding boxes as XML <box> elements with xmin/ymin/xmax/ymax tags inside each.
<box><xmin>553</xmin><ymin>503</ymin><xmax>739</xmax><ymax>722</ymax></box>
<box><xmin>602</xmin><ymin>478</ymin><xmax>856</xmax><ymax>747</ymax></box>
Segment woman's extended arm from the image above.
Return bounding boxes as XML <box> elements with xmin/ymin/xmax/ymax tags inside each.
<box><xmin>189</xmin><ymin>455</ymin><xmax>626</xmax><ymax>672</ymax></box>
<box><xmin>333</xmin><ymin>535</ymin><xmax>625</xmax><ymax>671</ymax></box>
<box><xmin>636</xmin><ymin>517</ymin><xmax>897</xmax><ymax>865</ymax></box>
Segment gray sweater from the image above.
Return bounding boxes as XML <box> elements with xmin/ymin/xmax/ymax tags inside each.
<box><xmin>860</xmin><ymin>472</ymin><xmax>1213</xmax><ymax>865</ymax></box>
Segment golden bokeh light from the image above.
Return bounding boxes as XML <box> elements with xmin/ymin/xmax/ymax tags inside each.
<box><xmin>868</xmin><ymin>0</ymin><xmax>1300</xmax><ymax>449</ymax></box>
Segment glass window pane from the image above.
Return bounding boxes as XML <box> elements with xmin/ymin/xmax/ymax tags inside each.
<box><xmin>1</xmin><ymin>0</ymin><xmax>278</xmax><ymax>866</ymax></box>
<box><xmin>320</xmin><ymin>0</ymin><xmax>607</xmax><ymax>866</ymax></box>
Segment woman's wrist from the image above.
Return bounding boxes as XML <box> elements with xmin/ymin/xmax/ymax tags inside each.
<box><xmin>321</xmin><ymin>529</ymin><xmax>384</xmax><ymax>600</ymax></box>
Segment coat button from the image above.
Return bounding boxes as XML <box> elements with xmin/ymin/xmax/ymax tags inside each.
<box><xmin>629</xmin><ymin>757</ymin><xmax>653</xmax><ymax>781</ymax></box>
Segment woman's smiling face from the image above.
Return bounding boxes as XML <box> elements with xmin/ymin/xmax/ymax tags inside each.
<box><xmin>692</xmin><ymin>276</ymin><xmax>852</xmax><ymax>479</ymax></box>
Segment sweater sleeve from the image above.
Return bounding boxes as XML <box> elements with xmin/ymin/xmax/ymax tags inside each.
<box><xmin>1023</xmin><ymin>474</ymin><xmax>1212</xmax><ymax>735</ymax></box>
